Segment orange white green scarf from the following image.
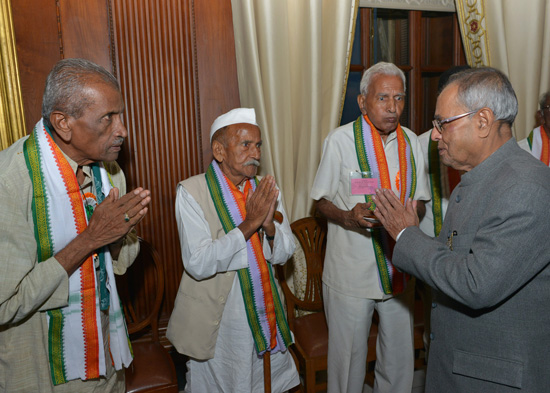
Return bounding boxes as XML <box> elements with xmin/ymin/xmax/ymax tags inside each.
<box><xmin>353</xmin><ymin>115</ymin><xmax>416</xmax><ymax>295</ymax></box>
<box><xmin>23</xmin><ymin>119</ymin><xmax>132</xmax><ymax>385</ymax></box>
<box><xmin>205</xmin><ymin>160</ymin><xmax>292</xmax><ymax>355</ymax></box>
<box><xmin>427</xmin><ymin>132</ymin><xmax>461</xmax><ymax>236</ymax></box>
<box><xmin>526</xmin><ymin>126</ymin><xmax>550</xmax><ymax>166</ymax></box>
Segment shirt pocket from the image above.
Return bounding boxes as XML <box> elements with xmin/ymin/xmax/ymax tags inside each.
<box><xmin>339</xmin><ymin>165</ymin><xmax>369</xmax><ymax>209</ymax></box>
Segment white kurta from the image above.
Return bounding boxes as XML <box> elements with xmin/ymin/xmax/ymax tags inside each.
<box><xmin>175</xmin><ymin>183</ymin><xmax>299</xmax><ymax>393</ymax></box>
<box><xmin>310</xmin><ymin>121</ymin><xmax>430</xmax><ymax>299</ymax></box>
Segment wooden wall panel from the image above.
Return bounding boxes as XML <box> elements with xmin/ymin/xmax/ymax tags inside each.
<box><xmin>58</xmin><ymin>0</ymin><xmax>113</xmax><ymax>71</ymax></box>
<box><xmin>11</xmin><ymin>0</ymin><xmax>115</xmax><ymax>133</ymax></box>
<box><xmin>194</xmin><ymin>0</ymin><xmax>240</xmax><ymax>167</ymax></box>
<box><xmin>110</xmin><ymin>0</ymin><xmax>201</xmax><ymax>320</ymax></box>
<box><xmin>10</xmin><ymin>0</ymin><xmax>59</xmax><ymax>134</ymax></box>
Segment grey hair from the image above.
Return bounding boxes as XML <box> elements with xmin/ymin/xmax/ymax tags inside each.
<box><xmin>539</xmin><ymin>91</ymin><xmax>550</xmax><ymax>109</ymax></box>
<box><xmin>359</xmin><ymin>62</ymin><xmax>406</xmax><ymax>96</ymax></box>
<box><xmin>447</xmin><ymin>67</ymin><xmax>518</xmax><ymax>125</ymax></box>
<box><xmin>41</xmin><ymin>58</ymin><xmax>120</xmax><ymax>130</ymax></box>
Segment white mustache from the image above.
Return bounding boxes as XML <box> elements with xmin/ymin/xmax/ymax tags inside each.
<box><xmin>112</xmin><ymin>138</ymin><xmax>124</xmax><ymax>147</ymax></box>
<box><xmin>244</xmin><ymin>159</ymin><xmax>260</xmax><ymax>167</ymax></box>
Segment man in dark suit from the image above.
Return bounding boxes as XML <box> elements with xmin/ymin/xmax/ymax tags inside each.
<box><xmin>371</xmin><ymin>67</ymin><xmax>550</xmax><ymax>392</ymax></box>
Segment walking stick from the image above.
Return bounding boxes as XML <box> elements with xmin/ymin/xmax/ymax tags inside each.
<box><xmin>263</xmin><ymin>351</ymin><xmax>271</xmax><ymax>393</ymax></box>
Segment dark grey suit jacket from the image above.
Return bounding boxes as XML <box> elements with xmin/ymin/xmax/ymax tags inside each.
<box><xmin>394</xmin><ymin>139</ymin><xmax>550</xmax><ymax>392</ymax></box>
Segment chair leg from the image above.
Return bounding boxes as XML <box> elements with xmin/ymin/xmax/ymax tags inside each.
<box><xmin>305</xmin><ymin>365</ymin><xmax>316</xmax><ymax>393</ymax></box>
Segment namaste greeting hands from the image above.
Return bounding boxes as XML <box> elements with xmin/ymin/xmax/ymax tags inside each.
<box><xmin>239</xmin><ymin>175</ymin><xmax>279</xmax><ymax>240</ymax></box>
<box><xmin>86</xmin><ymin>187</ymin><xmax>151</xmax><ymax>248</ymax></box>
<box><xmin>371</xmin><ymin>188</ymin><xmax>418</xmax><ymax>240</ymax></box>
<box><xmin>56</xmin><ymin>187</ymin><xmax>151</xmax><ymax>275</ymax></box>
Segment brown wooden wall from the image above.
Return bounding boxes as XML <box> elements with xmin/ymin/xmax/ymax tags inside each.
<box><xmin>10</xmin><ymin>0</ymin><xmax>240</xmax><ymax>339</ymax></box>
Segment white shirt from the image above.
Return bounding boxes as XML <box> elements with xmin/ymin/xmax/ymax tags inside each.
<box><xmin>175</xmin><ymin>182</ymin><xmax>299</xmax><ymax>393</ymax></box>
<box><xmin>311</xmin><ymin>121</ymin><xmax>430</xmax><ymax>299</ymax></box>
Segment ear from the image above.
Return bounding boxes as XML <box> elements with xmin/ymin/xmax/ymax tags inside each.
<box><xmin>357</xmin><ymin>95</ymin><xmax>367</xmax><ymax>115</ymax></box>
<box><xmin>212</xmin><ymin>140</ymin><xmax>226</xmax><ymax>163</ymax></box>
<box><xmin>49</xmin><ymin>111</ymin><xmax>72</xmax><ymax>143</ymax></box>
<box><xmin>476</xmin><ymin>107</ymin><xmax>494</xmax><ymax>138</ymax></box>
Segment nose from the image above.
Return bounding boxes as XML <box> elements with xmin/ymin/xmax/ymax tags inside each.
<box><xmin>431</xmin><ymin>127</ymin><xmax>441</xmax><ymax>141</ymax></box>
<box><xmin>387</xmin><ymin>98</ymin><xmax>396</xmax><ymax>113</ymax></box>
<box><xmin>251</xmin><ymin>144</ymin><xmax>261</xmax><ymax>160</ymax></box>
<box><xmin>114</xmin><ymin>115</ymin><xmax>128</xmax><ymax>139</ymax></box>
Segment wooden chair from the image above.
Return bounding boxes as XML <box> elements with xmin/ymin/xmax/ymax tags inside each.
<box><xmin>276</xmin><ymin>217</ymin><xmax>328</xmax><ymax>393</ymax></box>
<box><xmin>116</xmin><ymin>237</ymin><xmax>179</xmax><ymax>393</ymax></box>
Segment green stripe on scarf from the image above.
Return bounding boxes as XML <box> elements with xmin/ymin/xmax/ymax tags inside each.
<box><xmin>428</xmin><ymin>137</ymin><xmax>444</xmax><ymax>236</ymax></box>
<box><xmin>527</xmin><ymin>129</ymin><xmax>534</xmax><ymax>150</ymax></box>
<box><xmin>23</xmin><ymin>133</ymin><xmax>54</xmax><ymax>262</ymax></box>
<box><xmin>48</xmin><ymin>309</ymin><xmax>67</xmax><ymax>385</ymax></box>
<box><xmin>402</xmin><ymin>131</ymin><xmax>417</xmax><ymax>199</ymax></box>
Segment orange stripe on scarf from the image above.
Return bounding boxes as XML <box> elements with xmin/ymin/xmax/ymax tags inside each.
<box><xmin>231</xmin><ymin>181</ymin><xmax>278</xmax><ymax>349</ymax></box>
<box><xmin>540</xmin><ymin>126</ymin><xmax>549</xmax><ymax>166</ymax></box>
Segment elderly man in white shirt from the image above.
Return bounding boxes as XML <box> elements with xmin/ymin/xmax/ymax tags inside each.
<box><xmin>167</xmin><ymin>108</ymin><xmax>299</xmax><ymax>393</ymax></box>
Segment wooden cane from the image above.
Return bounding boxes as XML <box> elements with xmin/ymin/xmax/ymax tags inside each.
<box><xmin>263</xmin><ymin>351</ymin><xmax>271</xmax><ymax>393</ymax></box>
<box><xmin>262</xmin><ymin>210</ymin><xmax>282</xmax><ymax>393</ymax></box>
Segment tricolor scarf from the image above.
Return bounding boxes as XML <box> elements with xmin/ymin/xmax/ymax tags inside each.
<box><xmin>427</xmin><ymin>132</ymin><xmax>461</xmax><ymax>236</ymax></box>
<box><xmin>205</xmin><ymin>161</ymin><xmax>292</xmax><ymax>355</ymax></box>
<box><xmin>526</xmin><ymin>126</ymin><xmax>550</xmax><ymax>166</ymax></box>
<box><xmin>23</xmin><ymin>119</ymin><xmax>132</xmax><ymax>385</ymax></box>
<box><xmin>353</xmin><ymin>115</ymin><xmax>416</xmax><ymax>295</ymax></box>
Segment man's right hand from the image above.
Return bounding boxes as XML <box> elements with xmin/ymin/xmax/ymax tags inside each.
<box><xmin>85</xmin><ymin>187</ymin><xmax>151</xmax><ymax>249</ymax></box>
<box><xmin>345</xmin><ymin>202</ymin><xmax>374</xmax><ymax>229</ymax></box>
<box><xmin>55</xmin><ymin>187</ymin><xmax>151</xmax><ymax>275</ymax></box>
<box><xmin>316</xmin><ymin>198</ymin><xmax>373</xmax><ymax>230</ymax></box>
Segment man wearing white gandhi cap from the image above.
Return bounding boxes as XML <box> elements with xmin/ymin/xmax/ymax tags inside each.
<box><xmin>167</xmin><ymin>108</ymin><xmax>299</xmax><ymax>392</ymax></box>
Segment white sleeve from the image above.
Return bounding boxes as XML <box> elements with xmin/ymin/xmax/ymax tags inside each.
<box><xmin>262</xmin><ymin>190</ymin><xmax>296</xmax><ymax>265</ymax></box>
<box><xmin>175</xmin><ymin>184</ymin><xmax>249</xmax><ymax>280</ymax></box>
<box><xmin>310</xmin><ymin>133</ymin><xmax>342</xmax><ymax>201</ymax></box>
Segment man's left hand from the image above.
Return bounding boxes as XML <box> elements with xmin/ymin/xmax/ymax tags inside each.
<box><xmin>372</xmin><ymin>188</ymin><xmax>418</xmax><ymax>240</ymax></box>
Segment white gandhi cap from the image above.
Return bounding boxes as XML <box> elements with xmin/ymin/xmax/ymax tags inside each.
<box><xmin>210</xmin><ymin>108</ymin><xmax>258</xmax><ymax>142</ymax></box>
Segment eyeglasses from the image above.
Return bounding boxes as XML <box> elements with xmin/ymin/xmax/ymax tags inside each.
<box><xmin>432</xmin><ymin>110</ymin><xmax>478</xmax><ymax>133</ymax></box>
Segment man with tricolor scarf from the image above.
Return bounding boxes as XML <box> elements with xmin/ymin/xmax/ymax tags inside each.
<box><xmin>167</xmin><ymin>108</ymin><xmax>299</xmax><ymax>392</ymax></box>
<box><xmin>311</xmin><ymin>62</ymin><xmax>430</xmax><ymax>393</ymax></box>
<box><xmin>0</xmin><ymin>59</ymin><xmax>151</xmax><ymax>392</ymax></box>
<box><xmin>518</xmin><ymin>91</ymin><xmax>550</xmax><ymax>165</ymax></box>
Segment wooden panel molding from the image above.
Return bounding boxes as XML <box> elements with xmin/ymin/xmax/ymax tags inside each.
<box><xmin>110</xmin><ymin>0</ymin><xmax>201</xmax><ymax>319</ymax></box>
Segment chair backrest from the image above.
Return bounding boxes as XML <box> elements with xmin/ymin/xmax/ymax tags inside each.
<box><xmin>276</xmin><ymin>216</ymin><xmax>327</xmax><ymax>330</ymax></box>
<box><xmin>116</xmin><ymin>237</ymin><xmax>164</xmax><ymax>341</ymax></box>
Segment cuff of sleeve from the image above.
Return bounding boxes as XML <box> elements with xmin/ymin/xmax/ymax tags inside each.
<box><xmin>396</xmin><ymin>227</ymin><xmax>407</xmax><ymax>242</ymax></box>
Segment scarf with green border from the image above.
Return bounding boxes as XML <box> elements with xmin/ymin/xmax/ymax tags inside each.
<box><xmin>205</xmin><ymin>160</ymin><xmax>292</xmax><ymax>355</ymax></box>
<box><xmin>23</xmin><ymin>118</ymin><xmax>132</xmax><ymax>385</ymax></box>
<box><xmin>353</xmin><ymin>115</ymin><xmax>415</xmax><ymax>294</ymax></box>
